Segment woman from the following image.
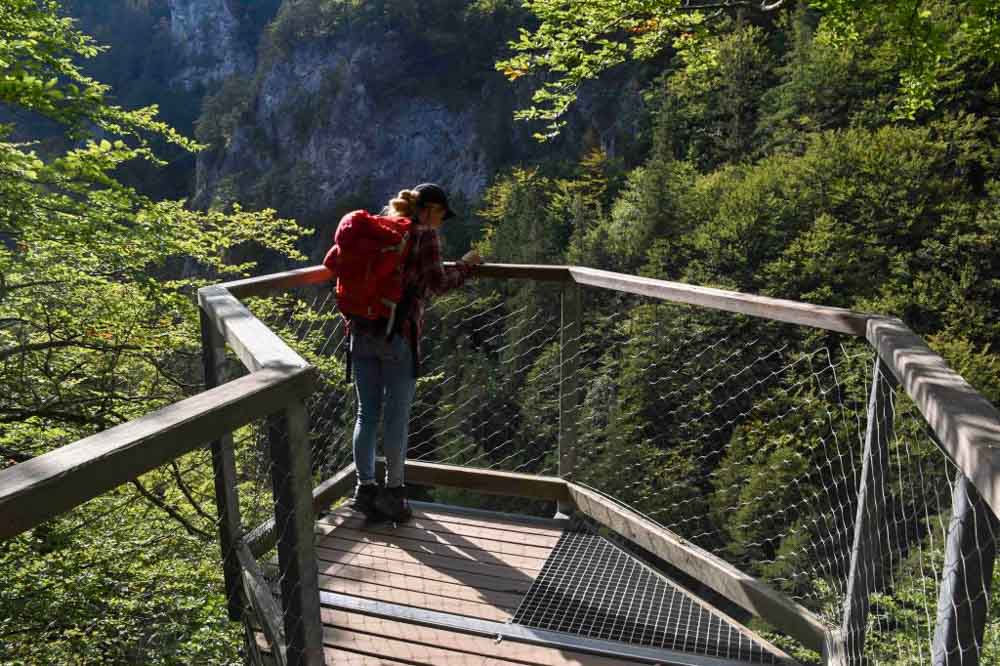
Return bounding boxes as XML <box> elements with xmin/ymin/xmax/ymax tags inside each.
<box><xmin>349</xmin><ymin>183</ymin><xmax>482</xmax><ymax>523</ymax></box>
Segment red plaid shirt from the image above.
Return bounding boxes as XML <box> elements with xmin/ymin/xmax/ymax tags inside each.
<box><xmin>400</xmin><ymin>224</ymin><xmax>474</xmax><ymax>368</ymax></box>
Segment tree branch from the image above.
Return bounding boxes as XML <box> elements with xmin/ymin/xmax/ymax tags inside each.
<box><xmin>131</xmin><ymin>478</ymin><xmax>213</xmax><ymax>542</ymax></box>
<box><xmin>170</xmin><ymin>461</ymin><xmax>216</xmax><ymax>524</ymax></box>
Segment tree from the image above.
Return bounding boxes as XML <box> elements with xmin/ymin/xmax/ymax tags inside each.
<box><xmin>497</xmin><ymin>0</ymin><xmax>1000</xmax><ymax>139</ymax></box>
<box><xmin>1</xmin><ymin>3</ymin><xmax>307</xmax><ymax>660</ymax></box>
<box><xmin>1</xmin><ymin>0</ymin><xmax>308</xmax><ymax>460</ymax></box>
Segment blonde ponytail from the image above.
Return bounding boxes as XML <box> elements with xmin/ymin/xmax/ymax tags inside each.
<box><xmin>385</xmin><ymin>189</ymin><xmax>420</xmax><ymax>218</ymax></box>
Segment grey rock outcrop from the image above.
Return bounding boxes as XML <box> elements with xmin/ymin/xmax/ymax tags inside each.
<box><xmin>190</xmin><ymin>7</ymin><xmax>649</xmax><ymax>264</ymax></box>
<box><xmin>167</xmin><ymin>0</ymin><xmax>253</xmax><ymax>90</ymax></box>
<box><xmin>194</xmin><ymin>38</ymin><xmax>503</xmax><ymax>226</ymax></box>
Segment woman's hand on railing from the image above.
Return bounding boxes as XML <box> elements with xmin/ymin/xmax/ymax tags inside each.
<box><xmin>461</xmin><ymin>248</ymin><xmax>484</xmax><ymax>265</ymax></box>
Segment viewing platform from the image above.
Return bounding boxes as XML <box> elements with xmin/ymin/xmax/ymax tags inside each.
<box><xmin>253</xmin><ymin>500</ymin><xmax>795</xmax><ymax>665</ymax></box>
<box><xmin>2</xmin><ymin>263</ymin><xmax>999</xmax><ymax>666</ymax></box>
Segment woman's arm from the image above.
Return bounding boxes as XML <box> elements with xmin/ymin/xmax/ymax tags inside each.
<box><xmin>416</xmin><ymin>229</ymin><xmax>474</xmax><ymax>296</ymax></box>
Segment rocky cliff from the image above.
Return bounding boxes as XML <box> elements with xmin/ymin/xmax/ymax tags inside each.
<box><xmin>188</xmin><ymin>2</ymin><xmax>648</xmax><ymax>260</ymax></box>
<box><xmin>166</xmin><ymin>0</ymin><xmax>254</xmax><ymax>90</ymax></box>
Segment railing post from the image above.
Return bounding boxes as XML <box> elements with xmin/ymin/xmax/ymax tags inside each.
<box><xmin>557</xmin><ymin>282</ymin><xmax>582</xmax><ymax>517</ymax></box>
<box><xmin>839</xmin><ymin>359</ymin><xmax>897</xmax><ymax>664</ymax></box>
<box><xmin>200</xmin><ymin>307</ymin><xmax>244</xmax><ymax>621</ymax></box>
<box><xmin>268</xmin><ymin>400</ymin><xmax>324</xmax><ymax>666</ymax></box>
<box><xmin>931</xmin><ymin>472</ymin><xmax>999</xmax><ymax>666</ymax></box>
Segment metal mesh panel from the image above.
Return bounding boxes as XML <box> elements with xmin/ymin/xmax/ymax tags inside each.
<box><xmin>512</xmin><ymin>526</ymin><xmax>785</xmax><ymax>663</ymax></box>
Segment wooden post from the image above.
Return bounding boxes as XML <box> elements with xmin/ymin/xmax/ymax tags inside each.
<box><xmin>557</xmin><ymin>283</ymin><xmax>582</xmax><ymax>517</ymax></box>
<box><xmin>200</xmin><ymin>307</ymin><xmax>244</xmax><ymax>621</ymax></box>
<box><xmin>268</xmin><ymin>401</ymin><xmax>324</xmax><ymax>666</ymax></box>
<box><xmin>839</xmin><ymin>359</ymin><xmax>897</xmax><ymax>664</ymax></box>
<box><xmin>931</xmin><ymin>473</ymin><xmax>999</xmax><ymax>666</ymax></box>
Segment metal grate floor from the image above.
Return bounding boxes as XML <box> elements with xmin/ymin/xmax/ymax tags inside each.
<box><xmin>511</xmin><ymin>528</ymin><xmax>785</xmax><ymax>663</ymax></box>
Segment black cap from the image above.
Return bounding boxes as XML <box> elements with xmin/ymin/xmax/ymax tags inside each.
<box><xmin>414</xmin><ymin>183</ymin><xmax>456</xmax><ymax>220</ymax></box>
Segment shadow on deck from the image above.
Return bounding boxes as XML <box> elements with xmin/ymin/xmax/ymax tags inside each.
<box><xmin>260</xmin><ymin>501</ymin><xmax>794</xmax><ymax>666</ymax></box>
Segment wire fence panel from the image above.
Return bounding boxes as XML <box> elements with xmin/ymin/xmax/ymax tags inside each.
<box><xmin>565</xmin><ymin>287</ymin><xmax>1000</xmax><ymax>663</ymax></box>
<box><xmin>243</xmin><ymin>279</ymin><xmax>563</xmax><ymax>488</ymax></box>
<box><xmin>416</xmin><ymin>278</ymin><xmax>562</xmax><ymax>477</ymax></box>
<box><xmin>850</xmin><ymin>375</ymin><xmax>1000</xmax><ymax>665</ymax></box>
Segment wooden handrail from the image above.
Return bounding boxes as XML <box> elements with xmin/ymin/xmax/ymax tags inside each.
<box><xmin>217</xmin><ymin>262</ymin><xmax>875</xmax><ymax>334</ymax></box>
<box><xmin>568</xmin><ymin>267</ymin><xmax>875</xmax><ymax>336</ymax></box>
<box><xmin>199</xmin><ymin>285</ymin><xmax>310</xmax><ymax>372</ymax></box>
<box><xmin>222</xmin><ymin>266</ymin><xmax>335</xmax><ymax>300</ymax></box>
<box><xmin>220</xmin><ymin>263</ymin><xmax>572</xmax><ymax>299</ymax></box>
<box><xmin>868</xmin><ymin>318</ymin><xmax>1000</xmax><ymax>518</ymax></box>
<box><xmin>210</xmin><ymin>262</ymin><xmax>1000</xmax><ymax>519</ymax></box>
<box><xmin>0</xmin><ymin>365</ymin><xmax>317</xmax><ymax>540</ymax></box>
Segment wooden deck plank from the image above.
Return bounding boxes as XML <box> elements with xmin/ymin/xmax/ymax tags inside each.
<box><xmin>311</xmin><ymin>574</ymin><xmax>513</xmax><ymax>622</ymax></box>
<box><xmin>326</xmin><ymin>507</ymin><xmax>563</xmax><ymax>545</ymax></box>
<box><xmin>323</xmin><ymin>620</ymin><xmax>627</xmax><ymax>666</ymax></box>
<box><xmin>316</xmin><ymin>544</ymin><xmax>533</xmax><ymax>595</ymax></box>
<box><xmin>316</xmin><ymin>518</ymin><xmax>555</xmax><ymax>562</ymax></box>
<box><xmin>256</xmin><ymin>634</ymin><xmax>412</xmax><ymax>666</ymax></box>
<box><xmin>319</xmin><ymin>648</ymin><xmax>412</xmax><ymax>666</ymax></box>
<box><xmin>358</xmin><ymin>503</ymin><xmax>566</xmax><ymax>536</ymax></box>
<box><xmin>315</xmin><ymin>538</ymin><xmax>539</xmax><ymax>584</ymax></box>
<box><xmin>320</xmin><ymin>608</ymin><xmax>650</xmax><ymax>666</ymax></box>
<box><xmin>320</xmin><ymin>622</ymin><xmax>529</xmax><ymax>664</ymax></box>
<box><xmin>316</xmin><ymin>563</ymin><xmax>525</xmax><ymax>609</ymax></box>
<box><xmin>316</xmin><ymin>526</ymin><xmax>548</xmax><ymax>572</ymax></box>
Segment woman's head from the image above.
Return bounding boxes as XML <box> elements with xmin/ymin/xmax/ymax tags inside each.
<box><xmin>385</xmin><ymin>183</ymin><xmax>455</xmax><ymax>229</ymax></box>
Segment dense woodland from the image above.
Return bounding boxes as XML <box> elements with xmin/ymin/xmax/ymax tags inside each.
<box><xmin>2</xmin><ymin>0</ymin><xmax>1000</xmax><ymax>663</ymax></box>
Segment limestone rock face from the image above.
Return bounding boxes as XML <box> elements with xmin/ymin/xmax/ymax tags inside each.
<box><xmin>166</xmin><ymin>0</ymin><xmax>252</xmax><ymax>90</ymax></box>
<box><xmin>194</xmin><ymin>38</ymin><xmax>500</xmax><ymax>224</ymax></box>
<box><xmin>189</xmin><ymin>6</ymin><xmax>648</xmax><ymax>263</ymax></box>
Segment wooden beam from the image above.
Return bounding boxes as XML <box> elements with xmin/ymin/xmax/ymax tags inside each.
<box><xmin>558</xmin><ymin>282</ymin><xmax>582</xmax><ymax>516</ymax></box>
<box><xmin>237</xmin><ymin>543</ymin><xmax>287</xmax><ymax>666</ymax></box>
<box><xmin>568</xmin><ymin>267</ymin><xmax>874</xmax><ymax>336</ymax></box>
<box><xmin>446</xmin><ymin>262</ymin><xmax>572</xmax><ymax>282</ymax></box>
<box><xmin>840</xmin><ymin>359</ymin><xmax>897</xmax><ymax>662</ymax></box>
<box><xmin>404</xmin><ymin>461</ymin><xmax>570</xmax><ymax>502</ymax></box>
<box><xmin>0</xmin><ymin>366</ymin><xmax>317</xmax><ymax>540</ymax></box>
<box><xmin>198</xmin><ymin>285</ymin><xmax>309</xmax><ymax>372</ymax></box>
<box><xmin>566</xmin><ymin>482</ymin><xmax>830</xmax><ymax>652</ymax></box>
<box><xmin>221</xmin><ymin>263</ymin><xmax>571</xmax><ymax>300</ymax></box>
<box><xmin>201</xmin><ymin>307</ymin><xmax>245</xmax><ymax>621</ymax></box>
<box><xmin>931</xmin><ymin>474</ymin><xmax>999</xmax><ymax>666</ymax></box>
<box><xmin>867</xmin><ymin>317</ymin><xmax>1000</xmax><ymax>519</ymax></box>
<box><xmin>268</xmin><ymin>402</ymin><xmax>324</xmax><ymax>666</ymax></box>
<box><xmin>222</xmin><ymin>266</ymin><xmax>335</xmax><ymax>300</ymax></box>
<box><xmin>246</xmin><ymin>464</ymin><xmax>357</xmax><ymax>558</ymax></box>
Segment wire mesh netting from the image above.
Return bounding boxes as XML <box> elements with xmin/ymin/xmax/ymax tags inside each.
<box><xmin>241</xmin><ymin>278</ymin><xmax>1000</xmax><ymax>663</ymax></box>
<box><xmin>243</xmin><ymin>277</ymin><xmax>564</xmax><ymax>488</ymax></box>
<box><xmin>562</xmin><ymin>289</ymin><xmax>1000</xmax><ymax>663</ymax></box>
<box><xmin>851</xmin><ymin>373</ymin><xmax>1000</xmax><ymax>665</ymax></box>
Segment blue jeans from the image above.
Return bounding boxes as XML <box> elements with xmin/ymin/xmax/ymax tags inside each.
<box><xmin>351</xmin><ymin>328</ymin><xmax>416</xmax><ymax>488</ymax></box>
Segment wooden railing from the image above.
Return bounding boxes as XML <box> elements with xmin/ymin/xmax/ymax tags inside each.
<box><xmin>218</xmin><ymin>262</ymin><xmax>1000</xmax><ymax>665</ymax></box>
<box><xmin>3</xmin><ymin>262</ymin><xmax>998</xmax><ymax>666</ymax></box>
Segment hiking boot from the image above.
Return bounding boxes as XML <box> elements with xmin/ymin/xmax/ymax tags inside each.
<box><xmin>375</xmin><ymin>485</ymin><xmax>412</xmax><ymax>524</ymax></box>
<box><xmin>350</xmin><ymin>484</ymin><xmax>384</xmax><ymax>521</ymax></box>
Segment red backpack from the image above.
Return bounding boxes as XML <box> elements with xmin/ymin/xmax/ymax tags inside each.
<box><xmin>322</xmin><ymin>210</ymin><xmax>413</xmax><ymax>336</ymax></box>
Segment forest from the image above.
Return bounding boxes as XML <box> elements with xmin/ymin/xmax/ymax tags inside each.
<box><xmin>2</xmin><ymin>0</ymin><xmax>1000</xmax><ymax>663</ymax></box>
